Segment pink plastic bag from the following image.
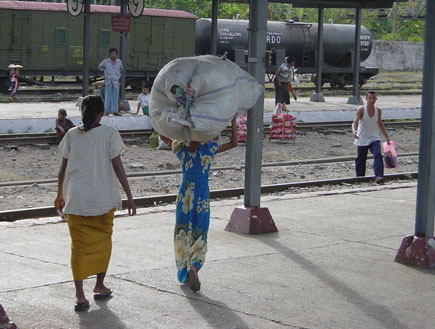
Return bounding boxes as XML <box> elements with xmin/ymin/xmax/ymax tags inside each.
<box><xmin>383</xmin><ymin>140</ymin><xmax>398</xmax><ymax>169</ymax></box>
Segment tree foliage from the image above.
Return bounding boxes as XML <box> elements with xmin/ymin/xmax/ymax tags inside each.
<box><xmin>27</xmin><ymin>0</ymin><xmax>426</xmax><ymax>41</ymax></box>
<box><xmin>143</xmin><ymin>0</ymin><xmax>425</xmax><ymax>41</ymax></box>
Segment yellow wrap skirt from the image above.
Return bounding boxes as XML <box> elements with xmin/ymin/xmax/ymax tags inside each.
<box><xmin>66</xmin><ymin>209</ymin><xmax>115</xmax><ymax>281</ymax></box>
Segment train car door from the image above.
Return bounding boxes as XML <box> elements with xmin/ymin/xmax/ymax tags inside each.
<box><xmin>132</xmin><ymin>16</ymin><xmax>151</xmax><ymax>70</ymax></box>
<box><xmin>148</xmin><ymin>17</ymin><xmax>164</xmax><ymax>69</ymax></box>
<box><xmin>53</xmin><ymin>12</ymin><xmax>70</xmax><ymax>70</ymax></box>
<box><xmin>7</xmin><ymin>10</ymin><xmax>30</xmax><ymax>68</ymax></box>
<box><xmin>96</xmin><ymin>13</ymin><xmax>120</xmax><ymax>73</ymax></box>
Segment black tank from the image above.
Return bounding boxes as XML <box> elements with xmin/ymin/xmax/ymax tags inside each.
<box><xmin>195</xmin><ymin>18</ymin><xmax>372</xmax><ymax>67</ymax></box>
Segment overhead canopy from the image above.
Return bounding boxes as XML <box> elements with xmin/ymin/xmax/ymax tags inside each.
<box><xmin>223</xmin><ymin>0</ymin><xmax>405</xmax><ymax>8</ymax></box>
<box><xmin>269</xmin><ymin>0</ymin><xmax>404</xmax><ymax>8</ymax></box>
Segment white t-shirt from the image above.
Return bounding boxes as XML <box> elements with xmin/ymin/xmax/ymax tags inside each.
<box><xmin>138</xmin><ymin>93</ymin><xmax>150</xmax><ymax>108</ymax></box>
<box><xmin>59</xmin><ymin>125</ymin><xmax>127</xmax><ymax>216</ymax></box>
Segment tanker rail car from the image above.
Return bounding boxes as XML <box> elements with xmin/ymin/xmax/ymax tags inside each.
<box><xmin>0</xmin><ymin>0</ymin><xmax>196</xmax><ymax>90</ymax></box>
<box><xmin>0</xmin><ymin>1</ymin><xmax>378</xmax><ymax>92</ymax></box>
<box><xmin>196</xmin><ymin>18</ymin><xmax>378</xmax><ymax>89</ymax></box>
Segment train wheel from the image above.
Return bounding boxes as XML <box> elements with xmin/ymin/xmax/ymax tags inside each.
<box><xmin>311</xmin><ymin>75</ymin><xmax>325</xmax><ymax>88</ymax></box>
<box><xmin>0</xmin><ymin>78</ymin><xmax>9</xmax><ymax>93</ymax></box>
<box><xmin>329</xmin><ymin>74</ymin><xmax>340</xmax><ymax>89</ymax></box>
<box><xmin>330</xmin><ymin>74</ymin><xmax>346</xmax><ymax>89</ymax></box>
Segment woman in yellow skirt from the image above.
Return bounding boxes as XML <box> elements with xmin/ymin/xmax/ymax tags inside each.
<box><xmin>54</xmin><ymin>95</ymin><xmax>136</xmax><ymax>311</ymax></box>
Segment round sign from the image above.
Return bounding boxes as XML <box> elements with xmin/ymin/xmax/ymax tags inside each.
<box><xmin>128</xmin><ymin>0</ymin><xmax>144</xmax><ymax>18</ymax></box>
<box><xmin>67</xmin><ymin>0</ymin><xmax>83</xmax><ymax>17</ymax></box>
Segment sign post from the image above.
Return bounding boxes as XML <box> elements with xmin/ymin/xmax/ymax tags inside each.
<box><xmin>82</xmin><ymin>0</ymin><xmax>90</xmax><ymax>97</ymax></box>
<box><xmin>118</xmin><ymin>0</ymin><xmax>127</xmax><ymax>102</ymax></box>
<box><xmin>67</xmin><ymin>0</ymin><xmax>89</xmax><ymax>97</ymax></box>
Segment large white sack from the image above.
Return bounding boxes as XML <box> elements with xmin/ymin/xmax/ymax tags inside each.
<box><xmin>149</xmin><ymin>55</ymin><xmax>262</xmax><ymax>142</ymax></box>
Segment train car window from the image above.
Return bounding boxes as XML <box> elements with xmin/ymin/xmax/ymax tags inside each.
<box><xmin>100</xmin><ymin>30</ymin><xmax>111</xmax><ymax>46</ymax></box>
<box><xmin>55</xmin><ymin>28</ymin><xmax>67</xmax><ymax>45</ymax></box>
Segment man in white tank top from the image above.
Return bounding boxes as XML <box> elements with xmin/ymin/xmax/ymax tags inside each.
<box><xmin>352</xmin><ymin>91</ymin><xmax>391</xmax><ymax>184</ymax></box>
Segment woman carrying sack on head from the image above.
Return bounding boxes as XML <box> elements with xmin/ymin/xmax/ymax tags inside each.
<box><xmin>160</xmin><ymin>115</ymin><xmax>238</xmax><ymax>292</ymax></box>
<box><xmin>54</xmin><ymin>95</ymin><xmax>136</xmax><ymax>312</ymax></box>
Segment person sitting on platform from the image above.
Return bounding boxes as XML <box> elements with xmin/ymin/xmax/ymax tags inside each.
<box><xmin>352</xmin><ymin>90</ymin><xmax>390</xmax><ymax>184</ymax></box>
<box><xmin>136</xmin><ymin>86</ymin><xmax>151</xmax><ymax>115</ymax></box>
<box><xmin>55</xmin><ymin>109</ymin><xmax>75</xmax><ymax>143</ymax></box>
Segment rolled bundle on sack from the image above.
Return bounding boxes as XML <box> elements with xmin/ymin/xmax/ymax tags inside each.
<box><xmin>149</xmin><ymin>55</ymin><xmax>263</xmax><ymax>142</ymax></box>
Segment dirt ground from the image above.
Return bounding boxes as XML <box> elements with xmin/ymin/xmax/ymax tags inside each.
<box><xmin>0</xmin><ymin>127</ymin><xmax>420</xmax><ymax>211</ymax></box>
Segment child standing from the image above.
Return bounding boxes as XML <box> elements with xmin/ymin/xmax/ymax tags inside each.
<box><xmin>136</xmin><ymin>86</ymin><xmax>150</xmax><ymax>115</ymax></box>
<box><xmin>55</xmin><ymin>109</ymin><xmax>75</xmax><ymax>143</ymax></box>
<box><xmin>54</xmin><ymin>95</ymin><xmax>136</xmax><ymax>311</ymax></box>
<box><xmin>8</xmin><ymin>64</ymin><xmax>21</xmax><ymax>102</ymax></box>
<box><xmin>161</xmin><ymin>116</ymin><xmax>238</xmax><ymax>292</ymax></box>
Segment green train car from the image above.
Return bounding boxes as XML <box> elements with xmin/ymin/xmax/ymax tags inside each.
<box><xmin>0</xmin><ymin>0</ymin><xmax>196</xmax><ymax>90</ymax></box>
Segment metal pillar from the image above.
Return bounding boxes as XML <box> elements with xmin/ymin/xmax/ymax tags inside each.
<box><xmin>310</xmin><ymin>5</ymin><xmax>325</xmax><ymax>102</ymax></box>
<box><xmin>226</xmin><ymin>0</ymin><xmax>277</xmax><ymax>234</ymax></box>
<box><xmin>414</xmin><ymin>0</ymin><xmax>435</xmax><ymax>238</ymax></box>
<box><xmin>395</xmin><ymin>1</ymin><xmax>435</xmax><ymax>267</ymax></box>
<box><xmin>210</xmin><ymin>0</ymin><xmax>218</xmax><ymax>55</ymax></box>
<box><xmin>82</xmin><ymin>0</ymin><xmax>90</xmax><ymax>97</ymax></box>
<box><xmin>244</xmin><ymin>0</ymin><xmax>267</xmax><ymax>207</ymax></box>
<box><xmin>119</xmin><ymin>0</ymin><xmax>127</xmax><ymax>101</ymax></box>
<box><xmin>347</xmin><ymin>6</ymin><xmax>363</xmax><ymax>105</ymax></box>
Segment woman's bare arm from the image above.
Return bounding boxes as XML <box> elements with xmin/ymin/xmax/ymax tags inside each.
<box><xmin>218</xmin><ymin>116</ymin><xmax>238</xmax><ymax>153</ymax></box>
<box><xmin>111</xmin><ymin>155</ymin><xmax>136</xmax><ymax>215</ymax></box>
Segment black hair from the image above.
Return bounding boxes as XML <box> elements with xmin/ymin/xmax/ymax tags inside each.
<box><xmin>80</xmin><ymin>95</ymin><xmax>105</xmax><ymax>132</ymax></box>
<box><xmin>58</xmin><ymin>109</ymin><xmax>67</xmax><ymax>117</ymax></box>
<box><xmin>285</xmin><ymin>56</ymin><xmax>295</xmax><ymax>63</ymax></box>
<box><xmin>366</xmin><ymin>90</ymin><xmax>377</xmax><ymax>96</ymax></box>
<box><xmin>109</xmin><ymin>48</ymin><xmax>118</xmax><ymax>54</ymax></box>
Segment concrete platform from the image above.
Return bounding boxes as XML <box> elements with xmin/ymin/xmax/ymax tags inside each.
<box><xmin>1</xmin><ymin>182</ymin><xmax>434</xmax><ymax>329</ymax></box>
<box><xmin>0</xmin><ymin>95</ymin><xmax>421</xmax><ymax>133</ymax></box>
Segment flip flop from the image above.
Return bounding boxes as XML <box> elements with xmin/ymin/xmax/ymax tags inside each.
<box><xmin>74</xmin><ymin>302</ymin><xmax>90</xmax><ymax>312</ymax></box>
<box><xmin>93</xmin><ymin>288</ymin><xmax>112</xmax><ymax>300</ymax></box>
<box><xmin>188</xmin><ymin>268</ymin><xmax>201</xmax><ymax>292</ymax></box>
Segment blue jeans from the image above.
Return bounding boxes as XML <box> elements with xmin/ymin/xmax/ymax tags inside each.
<box><xmin>355</xmin><ymin>140</ymin><xmax>384</xmax><ymax>178</ymax></box>
<box><xmin>104</xmin><ymin>82</ymin><xmax>119</xmax><ymax>113</ymax></box>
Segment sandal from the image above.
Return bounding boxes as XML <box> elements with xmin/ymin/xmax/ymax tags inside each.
<box><xmin>93</xmin><ymin>288</ymin><xmax>112</xmax><ymax>300</ymax></box>
<box><xmin>74</xmin><ymin>302</ymin><xmax>90</xmax><ymax>312</ymax></box>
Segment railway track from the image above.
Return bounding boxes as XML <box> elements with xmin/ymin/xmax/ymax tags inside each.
<box><xmin>0</xmin><ymin>152</ymin><xmax>419</xmax><ymax>188</ymax></box>
<box><xmin>0</xmin><ymin>120</ymin><xmax>420</xmax><ymax>146</ymax></box>
<box><xmin>0</xmin><ymin>172</ymin><xmax>418</xmax><ymax>222</ymax></box>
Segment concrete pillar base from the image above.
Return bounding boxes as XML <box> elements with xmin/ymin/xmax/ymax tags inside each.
<box><xmin>310</xmin><ymin>93</ymin><xmax>325</xmax><ymax>102</ymax></box>
<box><xmin>225</xmin><ymin>206</ymin><xmax>278</xmax><ymax>234</ymax></box>
<box><xmin>0</xmin><ymin>304</ymin><xmax>18</xmax><ymax>329</ymax></box>
<box><xmin>395</xmin><ymin>234</ymin><xmax>435</xmax><ymax>267</ymax></box>
<box><xmin>347</xmin><ymin>95</ymin><xmax>364</xmax><ymax>105</ymax></box>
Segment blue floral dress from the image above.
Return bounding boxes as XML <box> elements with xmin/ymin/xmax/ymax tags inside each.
<box><xmin>172</xmin><ymin>140</ymin><xmax>219</xmax><ymax>283</ymax></box>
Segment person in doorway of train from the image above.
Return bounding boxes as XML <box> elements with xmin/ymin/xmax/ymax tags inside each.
<box><xmin>274</xmin><ymin>57</ymin><xmax>297</xmax><ymax>105</ymax></box>
<box><xmin>55</xmin><ymin>109</ymin><xmax>75</xmax><ymax>143</ymax></box>
<box><xmin>8</xmin><ymin>64</ymin><xmax>22</xmax><ymax>102</ymax></box>
<box><xmin>352</xmin><ymin>90</ymin><xmax>390</xmax><ymax>185</ymax></box>
<box><xmin>135</xmin><ymin>86</ymin><xmax>151</xmax><ymax>115</ymax></box>
<box><xmin>159</xmin><ymin>116</ymin><xmax>238</xmax><ymax>292</ymax></box>
<box><xmin>54</xmin><ymin>95</ymin><xmax>136</xmax><ymax>312</ymax></box>
<box><xmin>98</xmin><ymin>48</ymin><xmax>123</xmax><ymax>116</ymax></box>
